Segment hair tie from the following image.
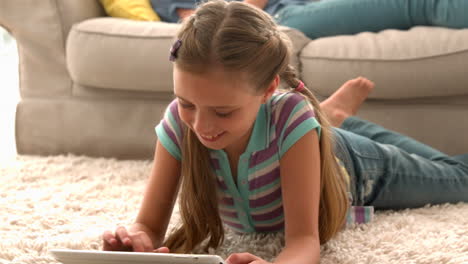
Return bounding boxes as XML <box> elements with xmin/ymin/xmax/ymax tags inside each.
<box><xmin>295</xmin><ymin>81</ymin><xmax>305</xmax><ymax>92</ymax></box>
<box><xmin>169</xmin><ymin>39</ymin><xmax>182</xmax><ymax>62</ymax></box>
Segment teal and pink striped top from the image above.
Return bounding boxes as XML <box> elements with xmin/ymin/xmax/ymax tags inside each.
<box><xmin>156</xmin><ymin>91</ymin><xmax>373</xmax><ymax>233</ymax></box>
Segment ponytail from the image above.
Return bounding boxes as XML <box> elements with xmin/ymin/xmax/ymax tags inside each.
<box><xmin>280</xmin><ymin>65</ymin><xmax>350</xmax><ymax>244</ymax></box>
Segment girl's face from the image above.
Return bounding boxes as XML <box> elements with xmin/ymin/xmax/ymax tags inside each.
<box><xmin>173</xmin><ymin>66</ymin><xmax>276</xmax><ymax>155</ymax></box>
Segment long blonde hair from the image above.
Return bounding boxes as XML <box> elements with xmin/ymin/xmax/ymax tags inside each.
<box><xmin>164</xmin><ymin>0</ymin><xmax>349</xmax><ymax>253</ymax></box>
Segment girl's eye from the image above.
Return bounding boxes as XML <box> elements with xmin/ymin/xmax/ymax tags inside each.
<box><xmin>179</xmin><ymin>103</ymin><xmax>194</xmax><ymax>109</ymax></box>
<box><xmin>216</xmin><ymin>111</ymin><xmax>232</xmax><ymax>118</ymax></box>
<box><xmin>179</xmin><ymin>101</ymin><xmax>232</xmax><ymax>117</ymax></box>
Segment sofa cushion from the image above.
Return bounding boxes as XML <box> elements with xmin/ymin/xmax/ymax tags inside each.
<box><xmin>67</xmin><ymin>18</ymin><xmax>309</xmax><ymax>94</ymax></box>
<box><xmin>301</xmin><ymin>26</ymin><xmax>468</xmax><ymax>99</ymax></box>
<box><xmin>67</xmin><ymin>17</ymin><xmax>179</xmax><ymax>93</ymax></box>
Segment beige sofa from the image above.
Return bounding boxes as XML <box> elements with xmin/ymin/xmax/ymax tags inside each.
<box><xmin>1</xmin><ymin>0</ymin><xmax>467</xmax><ymax>159</ymax></box>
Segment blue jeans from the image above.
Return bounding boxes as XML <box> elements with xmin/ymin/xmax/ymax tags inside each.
<box><xmin>333</xmin><ymin>117</ymin><xmax>468</xmax><ymax>210</ymax></box>
<box><xmin>275</xmin><ymin>0</ymin><xmax>468</xmax><ymax>39</ymax></box>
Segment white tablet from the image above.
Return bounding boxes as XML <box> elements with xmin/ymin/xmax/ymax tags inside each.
<box><xmin>50</xmin><ymin>249</ymin><xmax>226</xmax><ymax>264</ymax></box>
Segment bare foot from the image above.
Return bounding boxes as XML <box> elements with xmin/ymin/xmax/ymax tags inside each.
<box><xmin>320</xmin><ymin>77</ymin><xmax>374</xmax><ymax>127</ymax></box>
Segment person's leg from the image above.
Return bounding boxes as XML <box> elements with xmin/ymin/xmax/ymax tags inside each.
<box><xmin>334</xmin><ymin>127</ymin><xmax>468</xmax><ymax>210</ymax></box>
<box><xmin>453</xmin><ymin>154</ymin><xmax>468</xmax><ymax>164</ymax></box>
<box><xmin>275</xmin><ymin>0</ymin><xmax>468</xmax><ymax>39</ymax></box>
<box><xmin>428</xmin><ymin>0</ymin><xmax>468</xmax><ymax>28</ymax></box>
<box><xmin>341</xmin><ymin>116</ymin><xmax>448</xmax><ymax>161</ymax></box>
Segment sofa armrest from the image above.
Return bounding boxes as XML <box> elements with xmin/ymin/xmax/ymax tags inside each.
<box><xmin>0</xmin><ymin>0</ymin><xmax>105</xmax><ymax>98</ymax></box>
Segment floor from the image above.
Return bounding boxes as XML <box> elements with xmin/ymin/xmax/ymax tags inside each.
<box><xmin>0</xmin><ymin>27</ymin><xmax>19</xmax><ymax>160</ymax></box>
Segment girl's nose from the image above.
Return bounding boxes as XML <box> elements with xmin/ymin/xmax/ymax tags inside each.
<box><xmin>192</xmin><ymin>111</ymin><xmax>214</xmax><ymax>134</ymax></box>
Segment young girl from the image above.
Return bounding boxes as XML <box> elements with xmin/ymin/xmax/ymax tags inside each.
<box><xmin>102</xmin><ymin>1</ymin><xmax>468</xmax><ymax>263</ymax></box>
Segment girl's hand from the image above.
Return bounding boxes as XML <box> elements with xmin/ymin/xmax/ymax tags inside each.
<box><xmin>102</xmin><ymin>226</ymin><xmax>170</xmax><ymax>253</ymax></box>
<box><xmin>226</xmin><ymin>253</ymin><xmax>272</xmax><ymax>264</ymax></box>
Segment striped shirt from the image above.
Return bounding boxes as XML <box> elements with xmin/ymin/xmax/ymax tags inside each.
<box><xmin>156</xmin><ymin>91</ymin><xmax>373</xmax><ymax>233</ymax></box>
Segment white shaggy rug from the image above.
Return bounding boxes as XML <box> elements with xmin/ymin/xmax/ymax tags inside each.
<box><xmin>1</xmin><ymin>155</ymin><xmax>467</xmax><ymax>264</ymax></box>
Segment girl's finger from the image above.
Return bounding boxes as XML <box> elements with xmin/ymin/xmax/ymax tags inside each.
<box><xmin>226</xmin><ymin>253</ymin><xmax>260</xmax><ymax>264</ymax></box>
<box><xmin>116</xmin><ymin>226</ymin><xmax>131</xmax><ymax>247</ymax></box>
<box><xmin>130</xmin><ymin>231</ymin><xmax>153</xmax><ymax>252</ymax></box>
<box><xmin>153</xmin><ymin>246</ymin><xmax>170</xmax><ymax>253</ymax></box>
<box><xmin>138</xmin><ymin>232</ymin><xmax>155</xmax><ymax>252</ymax></box>
<box><xmin>130</xmin><ymin>232</ymin><xmax>153</xmax><ymax>252</ymax></box>
<box><xmin>102</xmin><ymin>230</ymin><xmax>118</xmax><ymax>250</ymax></box>
<box><xmin>130</xmin><ymin>234</ymin><xmax>145</xmax><ymax>252</ymax></box>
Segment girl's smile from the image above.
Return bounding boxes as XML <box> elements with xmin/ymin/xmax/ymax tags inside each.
<box><xmin>199</xmin><ymin>131</ymin><xmax>226</xmax><ymax>142</ymax></box>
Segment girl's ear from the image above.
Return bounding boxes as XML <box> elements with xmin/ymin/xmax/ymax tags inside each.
<box><xmin>262</xmin><ymin>75</ymin><xmax>280</xmax><ymax>103</ymax></box>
